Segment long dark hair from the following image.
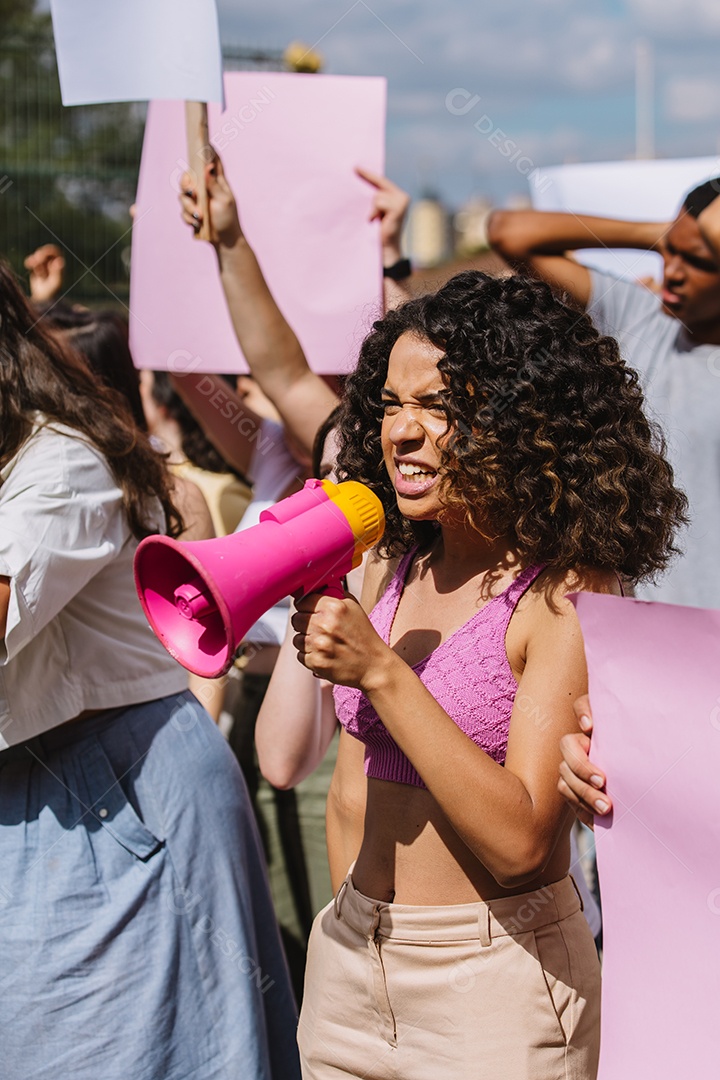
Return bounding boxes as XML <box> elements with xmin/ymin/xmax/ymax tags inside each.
<box><xmin>150</xmin><ymin>370</ymin><xmax>240</xmax><ymax>475</ymax></box>
<box><xmin>338</xmin><ymin>271</ymin><xmax>688</xmax><ymax>581</ymax></box>
<box><xmin>0</xmin><ymin>260</ymin><xmax>181</xmax><ymax>540</ymax></box>
<box><xmin>63</xmin><ymin>310</ymin><xmax>147</xmax><ymax>432</ymax></box>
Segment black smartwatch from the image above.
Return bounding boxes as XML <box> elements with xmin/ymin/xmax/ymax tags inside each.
<box><xmin>383</xmin><ymin>257</ymin><xmax>412</xmax><ymax>281</ymax></box>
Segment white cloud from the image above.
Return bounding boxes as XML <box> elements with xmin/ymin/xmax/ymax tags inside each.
<box><xmin>214</xmin><ymin>1</ymin><xmax>720</xmax><ymax>203</ymax></box>
<box><xmin>665</xmin><ymin>77</ymin><xmax>720</xmax><ymax>123</ymax></box>
<box><xmin>218</xmin><ymin>1</ymin><xmax>632</xmax><ymax>94</ymax></box>
<box><xmin>628</xmin><ymin>0</ymin><xmax>720</xmax><ymax>36</ymax></box>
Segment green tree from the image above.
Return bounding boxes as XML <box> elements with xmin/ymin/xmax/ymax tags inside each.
<box><xmin>0</xmin><ymin>4</ymin><xmax>144</xmax><ymax>304</ymax></box>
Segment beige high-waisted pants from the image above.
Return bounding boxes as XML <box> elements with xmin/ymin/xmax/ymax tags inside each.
<box><xmin>298</xmin><ymin>873</ymin><xmax>600</xmax><ymax>1079</ymax></box>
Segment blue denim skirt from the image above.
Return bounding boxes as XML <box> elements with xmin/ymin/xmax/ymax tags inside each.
<box><xmin>0</xmin><ymin>691</ymin><xmax>300</xmax><ymax>1080</ymax></box>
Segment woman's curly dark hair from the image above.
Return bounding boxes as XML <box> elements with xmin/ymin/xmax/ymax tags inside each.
<box><xmin>337</xmin><ymin>271</ymin><xmax>688</xmax><ymax>581</ymax></box>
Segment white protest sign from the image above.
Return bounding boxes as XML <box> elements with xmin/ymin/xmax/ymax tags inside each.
<box><xmin>49</xmin><ymin>0</ymin><xmax>223</xmax><ymax>106</ymax></box>
<box><xmin>531</xmin><ymin>157</ymin><xmax>720</xmax><ymax>281</ymax></box>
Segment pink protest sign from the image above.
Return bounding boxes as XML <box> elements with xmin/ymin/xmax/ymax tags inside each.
<box><xmin>573</xmin><ymin>593</ymin><xmax>720</xmax><ymax>1077</ymax></box>
<box><xmin>129</xmin><ymin>72</ymin><xmax>386</xmax><ymax>376</ymax></box>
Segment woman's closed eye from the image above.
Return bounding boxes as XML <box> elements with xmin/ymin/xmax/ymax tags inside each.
<box><xmin>380</xmin><ymin>398</ymin><xmax>447</xmax><ymax>418</ymax></box>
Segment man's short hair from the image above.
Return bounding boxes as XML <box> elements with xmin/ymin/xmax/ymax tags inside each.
<box><xmin>682</xmin><ymin>178</ymin><xmax>720</xmax><ymax>219</ymax></box>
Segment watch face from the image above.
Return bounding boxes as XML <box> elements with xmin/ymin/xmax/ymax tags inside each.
<box><xmin>383</xmin><ymin>258</ymin><xmax>412</xmax><ymax>281</ymax></box>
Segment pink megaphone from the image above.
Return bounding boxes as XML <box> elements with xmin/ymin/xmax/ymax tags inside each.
<box><xmin>134</xmin><ymin>478</ymin><xmax>385</xmax><ymax>678</ymax></box>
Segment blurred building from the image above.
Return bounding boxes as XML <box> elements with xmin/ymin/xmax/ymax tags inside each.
<box><xmin>404</xmin><ymin>195</ymin><xmax>453</xmax><ymax>268</ymax></box>
<box><xmin>453</xmin><ymin>197</ymin><xmax>493</xmax><ymax>256</ymax></box>
<box><xmin>504</xmin><ymin>193</ymin><xmax>532</xmax><ymax>210</ymax></box>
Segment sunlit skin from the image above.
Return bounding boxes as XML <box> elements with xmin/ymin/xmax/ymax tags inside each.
<box><xmin>658</xmin><ymin>212</ymin><xmax>720</xmax><ymax>341</ymax></box>
<box><xmin>379</xmin><ymin>333</ymin><xmax>485</xmax><ymax>542</ymax></box>
<box><xmin>235</xmin><ymin>374</ymin><xmax>282</xmax><ymax>423</ymax></box>
<box><xmin>380</xmin><ymin>334</ymin><xmax>451</xmax><ymax>516</ymax></box>
<box><xmin>292</xmin><ymin>331</ymin><xmax>618</xmax><ymax>904</ymax></box>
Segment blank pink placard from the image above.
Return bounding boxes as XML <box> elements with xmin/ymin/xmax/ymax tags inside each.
<box><xmin>129</xmin><ymin>72</ymin><xmax>386</xmax><ymax>375</ymax></box>
<box><xmin>572</xmin><ymin>592</ymin><xmax>720</xmax><ymax>1077</ymax></box>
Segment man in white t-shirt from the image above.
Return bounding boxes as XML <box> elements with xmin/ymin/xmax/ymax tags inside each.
<box><xmin>488</xmin><ymin>179</ymin><xmax>720</xmax><ymax>608</ymax></box>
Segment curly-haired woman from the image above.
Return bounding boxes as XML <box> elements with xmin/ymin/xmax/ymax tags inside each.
<box><xmin>258</xmin><ymin>271</ymin><xmax>686</xmax><ymax>1079</ymax></box>
<box><xmin>0</xmin><ymin>262</ymin><xmax>300</xmax><ymax>1079</ymax></box>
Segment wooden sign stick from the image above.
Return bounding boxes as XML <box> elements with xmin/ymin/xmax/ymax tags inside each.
<box><xmin>185</xmin><ymin>100</ymin><xmax>217</xmax><ymax>242</ymax></box>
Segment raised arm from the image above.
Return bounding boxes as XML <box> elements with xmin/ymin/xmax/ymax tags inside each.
<box><xmin>168</xmin><ymin>369</ymin><xmax>273</xmax><ymax>479</ymax></box>
<box><xmin>355</xmin><ymin>166</ymin><xmax>412</xmax><ymax>312</ymax></box>
<box><xmin>698</xmin><ymin>192</ymin><xmax>720</xmax><ymax>258</ymax></box>
<box><xmin>180</xmin><ymin>158</ymin><xmax>338</xmax><ymax>459</ymax></box>
<box><xmin>487</xmin><ymin>209</ymin><xmax>668</xmax><ymax>308</ymax></box>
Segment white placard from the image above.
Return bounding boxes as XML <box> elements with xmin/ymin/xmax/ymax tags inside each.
<box><xmin>49</xmin><ymin>0</ymin><xmax>223</xmax><ymax>106</ymax></box>
<box><xmin>531</xmin><ymin>157</ymin><xmax>720</xmax><ymax>281</ymax></box>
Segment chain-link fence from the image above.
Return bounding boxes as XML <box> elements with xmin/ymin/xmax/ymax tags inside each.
<box><xmin>0</xmin><ymin>26</ymin><xmax>284</xmax><ymax>307</ymax></box>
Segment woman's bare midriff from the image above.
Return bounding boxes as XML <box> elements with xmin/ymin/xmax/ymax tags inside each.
<box><xmin>326</xmin><ymin>558</ymin><xmax>593</xmax><ymax>906</ymax></box>
<box><xmin>350</xmin><ymin>778</ymin><xmax>571</xmax><ymax>905</ymax></box>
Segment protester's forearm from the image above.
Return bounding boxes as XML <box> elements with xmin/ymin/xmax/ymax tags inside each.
<box><xmin>216</xmin><ymin>236</ymin><xmax>310</xmax><ymax>389</ymax></box>
<box><xmin>383</xmin><ymin>276</ymin><xmax>412</xmax><ymax>312</ymax></box>
<box><xmin>381</xmin><ymin>229</ymin><xmax>412</xmax><ymax>312</ymax></box>
<box><xmin>170</xmin><ymin>371</ymin><xmax>260</xmax><ymax>477</ymax></box>
<box><xmin>216</xmin><ymin>236</ymin><xmax>339</xmax><ymax>459</ymax></box>
<box><xmin>256</xmin><ymin>621</ymin><xmax>336</xmax><ymax>789</ymax></box>
<box><xmin>698</xmin><ymin>198</ymin><xmax>720</xmax><ymax>259</ymax></box>
<box><xmin>188</xmin><ymin>673</ymin><xmax>226</xmax><ymax>723</ymax></box>
<box><xmin>488</xmin><ymin>209</ymin><xmax>667</xmax><ymax>261</ymax></box>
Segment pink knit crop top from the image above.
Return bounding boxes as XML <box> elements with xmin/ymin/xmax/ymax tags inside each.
<box><xmin>333</xmin><ymin>548</ymin><xmax>546</xmax><ymax>788</ymax></box>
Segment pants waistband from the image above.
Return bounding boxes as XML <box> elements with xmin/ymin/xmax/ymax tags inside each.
<box><xmin>334</xmin><ymin>873</ymin><xmax>583</xmax><ymax>947</ymax></box>
<box><xmin>0</xmin><ymin>693</ymin><xmax>191</xmax><ymax>766</ymax></box>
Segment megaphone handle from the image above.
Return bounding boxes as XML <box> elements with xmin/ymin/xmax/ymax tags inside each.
<box><xmin>319</xmin><ymin>578</ymin><xmax>345</xmax><ymax>600</ymax></box>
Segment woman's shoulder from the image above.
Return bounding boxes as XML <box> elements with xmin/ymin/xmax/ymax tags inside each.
<box><xmin>539</xmin><ymin>565</ymin><xmax>622</xmax><ymax>601</ymax></box>
<box><xmin>507</xmin><ymin>565</ymin><xmax>622</xmax><ymax>678</ymax></box>
<box><xmin>519</xmin><ymin>564</ymin><xmax>622</xmax><ymax>625</ymax></box>
<box><xmin>16</xmin><ymin>418</ymin><xmax>95</xmax><ymax>454</ymax></box>
<box><xmin>3</xmin><ymin>421</ymin><xmax>119</xmax><ymax>500</ymax></box>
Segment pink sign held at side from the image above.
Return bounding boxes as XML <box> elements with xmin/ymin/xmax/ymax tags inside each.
<box><xmin>572</xmin><ymin>592</ymin><xmax>720</xmax><ymax>1077</ymax></box>
<box><xmin>130</xmin><ymin>72</ymin><xmax>386</xmax><ymax>376</ymax></box>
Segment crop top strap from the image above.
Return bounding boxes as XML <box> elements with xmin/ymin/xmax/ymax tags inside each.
<box><xmin>490</xmin><ymin>562</ymin><xmax>547</xmax><ymax>628</ymax></box>
<box><xmin>393</xmin><ymin>546</ymin><xmax>418</xmax><ymax>588</ymax></box>
<box><xmin>367</xmin><ymin>545</ymin><xmax>419</xmax><ymax>641</ymax></box>
<box><xmin>502</xmin><ymin>562</ymin><xmax>547</xmax><ymax>602</ymax></box>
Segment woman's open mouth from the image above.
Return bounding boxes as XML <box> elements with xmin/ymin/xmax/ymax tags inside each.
<box><xmin>394</xmin><ymin>462</ymin><xmax>439</xmax><ymax>496</ymax></box>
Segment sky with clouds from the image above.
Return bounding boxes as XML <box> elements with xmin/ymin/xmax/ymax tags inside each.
<box><xmin>216</xmin><ymin>0</ymin><xmax>720</xmax><ymax>208</ymax></box>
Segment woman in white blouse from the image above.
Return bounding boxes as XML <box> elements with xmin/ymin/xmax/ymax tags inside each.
<box><xmin>0</xmin><ymin>261</ymin><xmax>299</xmax><ymax>1080</ymax></box>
